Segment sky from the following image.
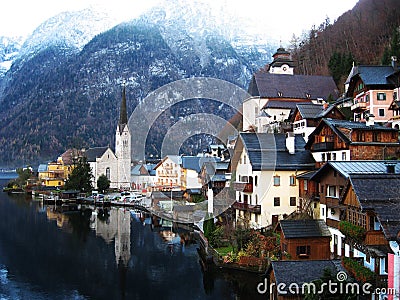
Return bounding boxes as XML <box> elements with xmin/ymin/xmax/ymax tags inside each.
<box><xmin>0</xmin><ymin>0</ymin><xmax>359</xmax><ymax>42</ymax></box>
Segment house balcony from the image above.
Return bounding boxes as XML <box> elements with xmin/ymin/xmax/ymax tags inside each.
<box><xmin>232</xmin><ymin>201</ymin><xmax>261</xmax><ymax>214</ymax></box>
<box><xmin>312</xmin><ymin>142</ymin><xmax>334</xmax><ymax>151</ymax></box>
<box><xmin>351</xmin><ymin>101</ymin><xmax>368</xmax><ymax>112</ymax></box>
<box><xmin>233</xmin><ymin>182</ymin><xmax>253</xmax><ymax>193</ymax></box>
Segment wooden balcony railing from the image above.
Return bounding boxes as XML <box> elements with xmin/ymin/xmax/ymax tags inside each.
<box><xmin>232</xmin><ymin>201</ymin><xmax>261</xmax><ymax>214</ymax></box>
<box><xmin>233</xmin><ymin>182</ymin><xmax>253</xmax><ymax>193</ymax></box>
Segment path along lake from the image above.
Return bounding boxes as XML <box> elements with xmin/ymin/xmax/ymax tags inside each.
<box><xmin>0</xmin><ymin>178</ymin><xmax>264</xmax><ymax>300</ymax></box>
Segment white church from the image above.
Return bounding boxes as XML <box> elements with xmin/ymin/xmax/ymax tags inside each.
<box><xmin>85</xmin><ymin>87</ymin><xmax>132</xmax><ymax>190</ymax></box>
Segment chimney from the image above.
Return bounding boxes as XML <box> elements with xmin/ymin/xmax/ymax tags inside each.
<box><xmin>323</xmin><ymin>103</ymin><xmax>329</xmax><ymax>110</ymax></box>
<box><xmin>392</xmin><ymin>56</ymin><xmax>398</xmax><ymax>70</ymax></box>
<box><xmin>286</xmin><ymin>132</ymin><xmax>295</xmax><ymax>154</ymax></box>
<box><xmin>366</xmin><ymin>114</ymin><xmax>375</xmax><ymax>126</ymax></box>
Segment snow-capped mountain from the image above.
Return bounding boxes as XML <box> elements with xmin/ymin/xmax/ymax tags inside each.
<box><xmin>0</xmin><ymin>36</ymin><xmax>24</xmax><ymax>78</ymax></box>
<box><xmin>0</xmin><ymin>1</ymin><xmax>277</xmax><ymax>166</ymax></box>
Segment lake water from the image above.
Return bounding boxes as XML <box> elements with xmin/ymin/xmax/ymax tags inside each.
<box><xmin>0</xmin><ymin>179</ymin><xmax>264</xmax><ymax>300</ymax></box>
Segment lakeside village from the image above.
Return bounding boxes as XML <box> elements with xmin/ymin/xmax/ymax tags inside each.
<box><xmin>4</xmin><ymin>48</ymin><xmax>400</xmax><ymax>299</ymax></box>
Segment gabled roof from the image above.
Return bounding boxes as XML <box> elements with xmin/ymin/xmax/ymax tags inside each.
<box><xmin>182</xmin><ymin>156</ymin><xmax>220</xmax><ymax>173</ymax></box>
<box><xmin>263</xmin><ymin>99</ymin><xmax>311</xmax><ymax>110</ymax></box>
<box><xmin>311</xmin><ymin>160</ymin><xmax>400</xmax><ymax>181</ymax></box>
<box><xmin>294</xmin><ymin>103</ymin><xmax>344</xmax><ymax>120</ymax></box>
<box><xmin>239</xmin><ymin>133</ymin><xmax>315</xmax><ymax>171</ymax></box>
<box><xmin>248</xmin><ymin>72</ymin><xmax>339</xmax><ymax>100</ymax></box>
<box><xmin>346</xmin><ymin>173</ymin><xmax>400</xmax><ymax>242</ymax></box>
<box><xmin>306</xmin><ymin>118</ymin><xmax>398</xmax><ymax>147</ymax></box>
<box><xmin>348</xmin><ymin>65</ymin><xmax>396</xmax><ymax>86</ymax></box>
<box><xmin>279</xmin><ymin>219</ymin><xmax>331</xmax><ymax>239</ymax></box>
<box><xmin>270</xmin><ymin>260</ymin><xmax>345</xmax><ymax>295</ymax></box>
<box><xmin>155</xmin><ymin>155</ymin><xmax>182</xmax><ymax>169</ymax></box>
<box><xmin>85</xmin><ymin>147</ymin><xmax>112</xmax><ymax>162</ymax></box>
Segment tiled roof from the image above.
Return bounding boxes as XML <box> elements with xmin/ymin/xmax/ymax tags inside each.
<box><xmin>280</xmin><ymin>219</ymin><xmax>331</xmax><ymax>238</ymax></box>
<box><xmin>311</xmin><ymin>160</ymin><xmax>400</xmax><ymax>180</ymax></box>
<box><xmin>271</xmin><ymin>260</ymin><xmax>345</xmax><ymax>295</ymax></box>
<box><xmin>296</xmin><ymin>103</ymin><xmax>326</xmax><ymax>118</ymax></box>
<box><xmin>348</xmin><ymin>173</ymin><xmax>400</xmax><ymax>241</ymax></box>
<box><xmin>263</xmin><ymin>99</ymin><xmax>311</xmax><ymax>110</ymax></box>
<box><xmin>240</xmin><ymin>133</ymin><xmax>315</xmax><ymax>171</ymax></box>
<box><xmin>248</xmin><ymin>72</ymin><xmax>339</xmax><ymax>100</ymax></box>
<box><xmin>85</xmin><ymin>147</ymin><xmax>110</xmax><ymax>162</ymax></box>
<box><xmin>351</xmin><ymin>65</ymin><xmax>396</xmax><ymax>86</ymax></box>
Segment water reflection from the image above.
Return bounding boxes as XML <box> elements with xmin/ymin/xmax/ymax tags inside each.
<box><xmin>0</xmin><ymin>181</ymin><xmax>264</xmax><ymax>300</ymax></box>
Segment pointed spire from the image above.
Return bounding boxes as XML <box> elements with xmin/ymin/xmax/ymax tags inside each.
<box><xmin>119</xmin><ymin>84</ymin><xmax>128</xmax><ymax>126</ymax></box>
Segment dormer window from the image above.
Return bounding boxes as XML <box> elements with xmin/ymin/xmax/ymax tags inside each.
<box><xmin>277</xmin><ymin>91</ymin><xmax>283</xmax><ymax>97</ymax></box>
<box><xmin>305</xmin><ymin>93</ymin><xmax>311</xmax><ymax>99</ymax></box>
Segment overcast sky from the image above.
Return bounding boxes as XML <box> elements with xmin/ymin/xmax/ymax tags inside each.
<box><xmin>1</xmin><ymin>0</ymin><xmax>359</xmax><ymax>41</ymax></box>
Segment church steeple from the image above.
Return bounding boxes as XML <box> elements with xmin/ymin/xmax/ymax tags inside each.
<box><xmin>119</xmin><ymin>85</ymin><xmax>128</xmax><ymax>127</ymax></box>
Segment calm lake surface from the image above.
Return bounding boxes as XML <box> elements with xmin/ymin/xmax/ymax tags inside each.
<box><xmin>0</xmin><ymin>178</ymin><xmax>264</xmax><ymax>300</ymax></box>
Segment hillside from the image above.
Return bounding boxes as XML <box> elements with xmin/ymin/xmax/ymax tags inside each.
<box><xmin>290</xmin><ymin>0</ymin><xmax>400</xmax><ymax>90</ymax></box>
<box><xmin>0</xmin><ymin>6</ymin><xmax>273</xmax><ymax>167</ymax></box>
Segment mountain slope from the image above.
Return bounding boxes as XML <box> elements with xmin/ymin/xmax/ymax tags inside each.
<box><xmin>0</xmin><ymin>7</ymin><xmax>272</xmax><ymax>166</ymax></box>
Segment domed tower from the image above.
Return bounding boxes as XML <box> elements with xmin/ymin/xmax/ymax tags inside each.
<box><xmin>115</xmin><ymin>86</ymin><xmax>131</xmax><ymax>189</ymax></box>
<box><xmin>268</xmin><ymin>47</ymin><xmax>295</xmax><ymax>75</ymax></box>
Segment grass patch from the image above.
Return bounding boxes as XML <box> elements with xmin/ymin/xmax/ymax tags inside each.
<box><xmin>215</xmin><ymin>245</ymin><xmax>234</xmax><ymax>256</ymax></box>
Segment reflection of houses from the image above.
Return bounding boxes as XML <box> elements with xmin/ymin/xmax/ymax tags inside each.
<box><xmin>230</xmin><ymin>132</ymin><xmax>315</xmax><ymax>228</ymax></box>
<box><xmin>243</xmin><ymin>47</ymin><xmax>339</xmax><ymax>133</ymax></box>
<box><xmin>305</xmin><ymin>118</ymin><xmax>400</xmax><ymax>166</ymax></box>
<box><xmin>291</xmin><ymin>103</ymin><xmax>345</xmax><ymax>141</ymax></box>
<box><xmin>276</xmin><ymin>219</ymin><xmax>331</xmax><ymax>261</ymax></box>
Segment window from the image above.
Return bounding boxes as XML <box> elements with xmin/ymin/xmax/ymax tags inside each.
<box><xmin>274</xmin><ymin>197</ymin><xmax>280</xmax><ymax>206</ymax></box>
<box><xmin>342</xmin><ymin>152</ymin><xmax>347</xmax><ymax>161</ymax></box>
<box><xmin>373</xmin><ymin>132</ymin><xmax>381</xmax><ymax>142</ymax></box>
<box><xmin>303</xmin><ymin>180</ymin><xmax>308</xmax><ymax>191</ymax></box>
<box><xmin>378</xmin><ymin>108</ymin><xmax>385</xmax><ymax>117</ymax></box>
<box><xmin>296</xmin><ymin>245</ymin><xmax>310</xmax><ymax>256</ymax></box>
<box><xmin>106</xmin><ymin>167</ymin><xmax>110</xmax><ymax>180</ymax></box>
<box><xmin>321</xmin><ymin>153</ymin><xmax>326</xmax><ymax>162</ymax></box>
<box><xmin>243</xmin><ymin>155</ymin><xmax>246</xmax><ymax>164</ymax></box>
<box><xmin>357</xmin><ymin>131</ymin><xmax>365</xmax><ymax>142</ymax></box>
<box><xmin>255</xmin><ymin>176</ymin><xmax>258</xmax><ymax>186</ymax></box>
<box><xmin>290</xmin><ymin>197</ymin><xmax>296</xmax><ymax>206</ymax></box>
<box><xmin>327</xmin><ymin>185</ymin><xmax>337</xmax><ymax>198</ymax></box>
<box><xmin>366</xmin><ymin>94</ymin><xmax>370</xmax><ymax>102</ymax></box>
<box><xmin>289</xmin><ymin>175</ymin><xmax>296</xmax><ymax>186</ymax></box>
<box><xmin>273</xmin><ymin>176</ymin><xmax>280</xmax><ymax>186</ymax></box>
<box><xmin>377</xmin><ymin>92</ymin><xmax>386</xmax><ymax>101</ymax></box>
<box><xmin>394</xmin><ymin>91</ymin><xmax>398</xmax><ymax>101</ymax></box>
<box><xmin>332</xmin><ymin>153</ymin><xmax>336</xmax><ymax>161</ymax></box>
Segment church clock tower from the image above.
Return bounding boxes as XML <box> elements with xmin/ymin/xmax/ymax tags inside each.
<box><xmin>115</xmin><ymin>86</ymin><xmax>131</xmax><ymax>189</ymax></box>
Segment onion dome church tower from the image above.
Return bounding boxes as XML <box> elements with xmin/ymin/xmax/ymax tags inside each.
<box><xmin>268</xmin><ymin>47</ymin><xmax>295</xmax><ymax>75</ymax></box>
<box><xmin>115</xmin><ymin>86</ymin><xmax>131</xmax><ymax>189</ymax></box>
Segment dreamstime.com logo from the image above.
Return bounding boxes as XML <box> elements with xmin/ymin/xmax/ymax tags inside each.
<box><xmin>127</xmin><ymin>77</ymin><xmax>277</xmax><ymax>223</ymax></box>
<box><xmin>257</xmin><ymin>271</ymin><xmax>397</xmax><ymax>296</ymax></box>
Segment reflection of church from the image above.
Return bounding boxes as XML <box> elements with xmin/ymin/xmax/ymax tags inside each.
<box><xmin>91</xmin><ymin>208</ymin><xmax>131</xmax><ymax>267</ymax></box>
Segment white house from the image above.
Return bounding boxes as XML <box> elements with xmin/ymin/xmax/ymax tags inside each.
<box><xmin>230</xmin><ymin>132</ymin><xmax>315</xmax><ymax>229</ymax></box>
<box><xmin>154</xmin><ymin>155</ymin><xmax>182</xmax><ymax>190</ymax></box>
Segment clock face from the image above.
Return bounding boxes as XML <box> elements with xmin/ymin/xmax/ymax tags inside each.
<box><xmin>282</xmin><ymin>65</ymin><xmax>288</xmax><ymax>71</ymax></box>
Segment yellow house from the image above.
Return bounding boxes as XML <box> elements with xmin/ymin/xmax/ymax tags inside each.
<box><xmin>38</xmin><ymin>149</ymin><xmax>80</xmax><ymax>187</ymax></box>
